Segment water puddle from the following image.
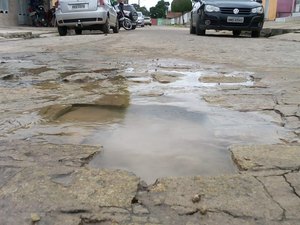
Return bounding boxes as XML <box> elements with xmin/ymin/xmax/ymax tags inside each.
<box><xmin>57</xmin><ymin>106</ymin><xmax>126</xmax><ymax>123</ymax></box>
<box><xmin>4</xmin><ymin>60</ymin><xmax>287</xmax><ymax>184</ymax></box>
<box><xmin>12</xmin><ymin>96</ymin><xmax>284</xmax><ymax>184</ymax></box>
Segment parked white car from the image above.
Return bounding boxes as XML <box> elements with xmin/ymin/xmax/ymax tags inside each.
<box><xmin>56</xmin><ymin>0</ymin><xmax>119</xmax><ymax>36</ymax></box>
<box><xmin>144</xmin><ymin>16</ymin><xmax>152</xmax><ymax>26</ymax></box>
<box><xmin>137</xmin><ymin>11</ymin><xmax>144</xmax><ymax>27</ymax></box>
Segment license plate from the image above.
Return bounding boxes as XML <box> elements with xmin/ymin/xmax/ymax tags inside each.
<box><xmin>72</xmin><ymin>4</ymin><xmax>86</xmax><ymax>9</ymax></box>
<box><xmin>227</xmin><ymin>16</ymin><xmax>244</xmax><ymax>23</ymax></box>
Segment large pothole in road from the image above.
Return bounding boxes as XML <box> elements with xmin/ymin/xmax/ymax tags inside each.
<box><xmin>4</xmin><ymin>60</ymin><xmax>289</xmax><ymax>184</ymax></box>
<box><xmin>29</xmin><ymin>97</ymin><xmax>284</xmax><ymax>184</ymax></box>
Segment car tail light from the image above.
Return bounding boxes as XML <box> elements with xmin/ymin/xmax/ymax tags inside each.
<box><xmin>97</xmin><ymin>0</ymin><xmax>104</xmax><ymax>6</ymax></box>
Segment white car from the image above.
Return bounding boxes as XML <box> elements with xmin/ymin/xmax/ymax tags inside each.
<box><xmin>144</xmin><ymin>16</ymin><xmax>152</xmax><ymax>26</ymax></box>
<box><xmin>137</xmin><ymin>11</ymin><xmax>144</xmax><ymax>27</ymax></box>
<box><xmin>56</xmin><ymin>0</ymin><xmax>119</xmax><ymax>36</ymax></box>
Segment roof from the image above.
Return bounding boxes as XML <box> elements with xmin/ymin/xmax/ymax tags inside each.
<box><xmin>166</xmin><ymin>12</ymin><xmax>182</xmax><ymax>19</ymax></box>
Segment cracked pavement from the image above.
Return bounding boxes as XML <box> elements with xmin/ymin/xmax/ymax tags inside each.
<box><xmin>0</xmin><ymin>26</ymin><xmax>300</xmax><ymax>224</ymax></box>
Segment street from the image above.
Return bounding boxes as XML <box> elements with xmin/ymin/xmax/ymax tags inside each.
<box><xmin>0</xmin><ymin>26</ymin><xmax>299</xmax><ymax>225</ymax></box>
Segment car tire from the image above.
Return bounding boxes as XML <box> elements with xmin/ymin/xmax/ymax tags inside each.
<box><xmin>102</xmin><ymin>19</ymin><xmax>110</xmax><ymax>34</ymax></box>
<box><xmin>196</xmin><ymin>16</ymin><xmax>205</xmax><ymax>36</ymax></box>
<box><xmin>58</xmin><ymin>26</ymin><xmax>67</xmax><ymax>36</ymax></box>
<box><xmin>190</xmin><ymin>19</ymin><xmax>196</xmax><ymax>34</ymax></box>
<box><xmin>112</xmin><ymin>20</ymin><xmax>119</xmax><ymax>33</ymax></box>
<box><xmin>75</xmin><ymin>28</ymin><xmax>82</xmax><ymax>35</ymax></box>
<box><xmin>132</xmin><ymin>25</ymin><xmax>136</xmax><ymax>30</ymax></box>
<box><xmin>233</xmin><ymin>30</ymin><xmax>241</xmax><ymax>36</ymax></box>
<box><xmin>251</xmin><ymin>30</ymin><xmax>260</xmax><ymax>38</ymax></box>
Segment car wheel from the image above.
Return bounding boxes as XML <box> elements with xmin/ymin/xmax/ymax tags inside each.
<box><xmin>102</xmin><ymin>19</ymin><xmax>110</xmax><ymax>34</ymax></box>
<box><xmin>232</xmin><ymin>30</ymin><xmax>241</xmax><ymax>36</ymax></box>
<box><xmin>196</xmin><ymin>16</ymin><xmax>205</xmax><ymax>36</ymax></box>
<box><xmin>112</xmin><ymin>19</ymin><xmax>119</xmax><ymax>33</ymax></box>
<box><xmin>190</xmin><ymin>18</ymin><xmax>196</xmax><ymax>34</ymax></box>
<box><xmin>75</xmin><ymin>28</ymin><xmax>82</xmax><ymax>35</ymax></box>
<box><xmin>132</xmin><ymin>25</ymin><xmax>136</xmax><ymax>30</ymax></box>
<box><xmin>122</xmin><ymin>18</ymin><xmax>133</xmax><ymax>30</ymax></box>
<box><xmin>58</xmin><ymin>26</ymin><xmax>67</xmax><ymax>36</ymax></box>
<box><xmin>251</xmin><ymin>30</ymin><xmax>260</xmax><ymax>38</ymax></box>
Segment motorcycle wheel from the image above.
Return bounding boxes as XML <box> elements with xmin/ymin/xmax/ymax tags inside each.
<box><xmin>122</xmin><ymin>18</ymin><xmax>132</xmax><ymax>30</ymax></box>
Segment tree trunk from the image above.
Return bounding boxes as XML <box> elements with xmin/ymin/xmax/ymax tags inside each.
<box><xmin>182</xmin><ymin>12</ymin><xmax>185</xmax><ymax>24</ymax></box>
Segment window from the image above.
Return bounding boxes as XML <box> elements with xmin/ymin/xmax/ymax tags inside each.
<box><xmin>0</xmin><ymin>0</ymin><xmax>9</xmax><ymax>13</ymax></box>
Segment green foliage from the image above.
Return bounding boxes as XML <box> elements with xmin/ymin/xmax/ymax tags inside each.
<box><xmin>171</xmin><ymin>0</ymin><xmax>192</xmax><ymax>13</ymax></box>
<box><xmin>132</xmin><ymin>3</ymin><xmax>150</xmax><ymax>16</ymax></box>
<box><xmin>150</xmin><ymin>0</ymin><xmax>170</xmax><ymax>18</ymax></box>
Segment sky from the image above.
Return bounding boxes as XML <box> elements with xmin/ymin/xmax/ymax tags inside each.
<box><xmin>128</xmin><ymin>0</ymin><xmax>161</xmax><ymax>10</ymax></box>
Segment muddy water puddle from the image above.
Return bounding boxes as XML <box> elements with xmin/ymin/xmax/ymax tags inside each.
<box><xmin>12</xmin><ymin>98</ymin><xmax>284</xmax><ymax>184</ymax></box>
<box><xmin>2</xmin><ymin>60</ymin><xmax>286</xmax><ymax>183</ymax></box>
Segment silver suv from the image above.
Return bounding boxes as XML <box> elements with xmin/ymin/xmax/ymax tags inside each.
<box><xmin>56</xmin><ymin>0</ymin><xmax>119</xmax><ymax>36</ymax></box>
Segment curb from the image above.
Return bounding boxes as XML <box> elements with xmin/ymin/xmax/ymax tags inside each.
<box><xmin>261</xmin><ymin>27</ymin><xmax>300</xmax><ymax>37</ymax></box>
<box><xmin>0</xmin><ymin>32</ymin><xmax>36</xmax><ymax>39</ymax></box>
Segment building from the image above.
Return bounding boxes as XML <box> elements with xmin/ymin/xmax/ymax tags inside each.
<box><xmin>0</xmin><ymin>0</ymin><xmax>54</xmax><ymax>26</ymax></box>
<box><xmin>261</xmin><ymin>0</ymin><xmax>299</xmax><ymax>20</ymax></box>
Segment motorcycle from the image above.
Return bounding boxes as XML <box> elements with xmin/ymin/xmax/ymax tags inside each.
<box><xmin>30</xmin><ymin>5</ymin><xmax>48</xmax><ymax>27</ymax></box>
<box><xmin>116</xmin><ymin>5</ymin><xmax>132</xmax><ymax>30</ymax></box>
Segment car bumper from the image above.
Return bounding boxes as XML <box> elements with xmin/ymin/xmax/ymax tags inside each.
<box><xmin>199</xmin><ymin>12</ymin><xmax>264</xmax><ymax>31</ymax></box>
<box><xmin>137</xmin><ymin>20</ymin><xmax>144</xmax><ymax>25</ymax></box>
<box><xmin>56</xmin><ymin>10</ymin><xmax>108</xmax><ymax>27</ymax></box>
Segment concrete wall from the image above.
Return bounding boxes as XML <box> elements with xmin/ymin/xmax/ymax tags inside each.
<box><xmin>277</xmin><ymin>0</ymin><xmax>294</xmax><ymax>17</ymax></box>
<box><xmin>0</xmin><ymin>0</ymin><xmax>18</xmax><ymax>26</ymax></box>
<box><xmin>263</xmin><ymin>0</ymin><xmax>278</xmax><ymax>20</ymax></box>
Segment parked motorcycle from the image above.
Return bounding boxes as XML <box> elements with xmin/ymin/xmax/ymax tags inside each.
<box><xmin>116</xmin><ymin>5</ymin><xmax>132</xmax><ymax>30</ymax></box>
<box><xmin>30</xmin><ymin>5</ymin><xmax>48</xmax><ymax>27</ymax></box>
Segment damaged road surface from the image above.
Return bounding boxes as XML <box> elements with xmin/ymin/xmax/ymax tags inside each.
<box><xmin>0</xmin><ymin>27</ymin><xmax>299</xmax><ymax>224</ymax></box>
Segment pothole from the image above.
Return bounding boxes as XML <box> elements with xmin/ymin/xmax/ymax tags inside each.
<box><xmin>6</xmin><ymin>59</ymin><xmax>289</xmax><ymax>184</ymax></box>
<box><xmin>32</xmin><ymin>95</ymin><xmax>284</xmax><ymax>184</ymax></box>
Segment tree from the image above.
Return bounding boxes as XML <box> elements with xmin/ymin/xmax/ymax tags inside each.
<box><xmin>171</xmin><ymin>0</ymin><xmax>192</xmax><ymax>24</ymax></box>
<box><xmin>150</xmin><ymin>0</ymin><xmax>170</xmax><ymax>18</ymax></box>
<box><xmin>132</xmin><ymin>4</ymin><xmax>150</xmax><ymax>16</ymax></box>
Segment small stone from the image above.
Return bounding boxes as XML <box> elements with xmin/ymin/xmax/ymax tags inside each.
<box><xmin>31</xmin><ymin>213</ymin><xmax>41</xmax><ymax>222</ymax></box>
<box><xmin>192</xmin><ymin>194</ymin><xmax>201</xmax><ymax>203</ymax></box>
<box><xmin>199</xmin><ymin>206</ymin><xmax>208</xmax><ymax>215</ymax></box>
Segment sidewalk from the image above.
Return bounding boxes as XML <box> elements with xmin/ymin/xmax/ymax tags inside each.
<box><xmin>262</xmin><ymin>19</ymin><xmax>300</xmax><ymax>37</ymax></box>
<box><xmin>0</xmin><ymin>26</ymin><xmax>57</xmax><ymax>39</ymax></box>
